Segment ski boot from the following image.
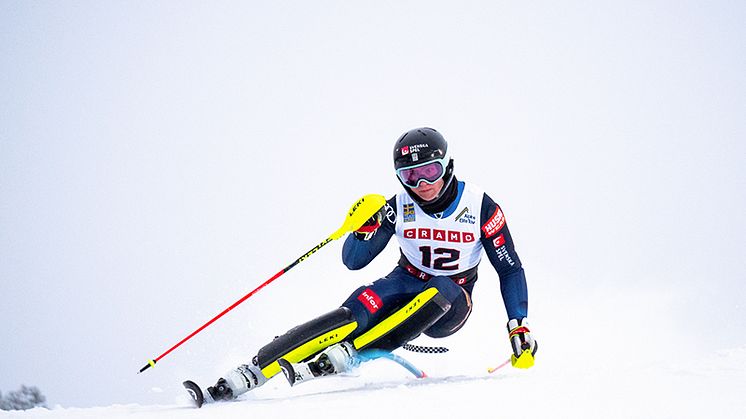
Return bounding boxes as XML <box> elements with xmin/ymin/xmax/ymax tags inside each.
<box><xmin>278</xmin><ymin>341</ymin><xmax>359</xmax><ymax>387</ymax></box>
<box><xmin>205</xmin><ymin>364</ymin><xmax>267</xmax><ymax>402</ymax></box>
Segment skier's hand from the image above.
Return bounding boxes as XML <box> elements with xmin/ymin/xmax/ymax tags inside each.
<box><xmin>353</xmin><ymin>207</ymin><xmax>384</xmax><ymax>241</ymax></box>
<box><xmin>507</xmin><ymin>318</ymin><xmax>537</xmax><ymax>369</ymax></box>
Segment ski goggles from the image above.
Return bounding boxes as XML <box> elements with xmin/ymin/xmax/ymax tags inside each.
<box><xmin>396</xmin><ymin>158</ymin><xmax>448</xmax><ymax>188</ymax></box>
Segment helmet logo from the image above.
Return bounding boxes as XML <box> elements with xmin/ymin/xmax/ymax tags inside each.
<box><xmin>400</xmin><ymin>143</ymin><xmax>431</xmax><ymax>158</ymax></box>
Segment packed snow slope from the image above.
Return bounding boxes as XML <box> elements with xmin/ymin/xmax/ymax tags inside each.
<box><xmin>3</xmin><ymin>346</ymin><xmax>745</xmax><ymax>419</ymax></box>
<box><xmin>4</xmin><ymin>285</ymin><xmax>745</xmax><ymax>419</ymax></box>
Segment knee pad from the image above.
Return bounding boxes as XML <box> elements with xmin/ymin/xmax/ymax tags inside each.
<box><xmin>425</xmin><ymin>286</ymin><xmax>472</xmax><ymax>338</ymax></box>
<box><xmin>255</xmin><ymin>307</ymin><xmax>358</xmax><ymax>378</ymax></box>
<box><xmin>352</xmin><ymin>287</ymin><xmax>451</xmax><ymax>352</ymax></box>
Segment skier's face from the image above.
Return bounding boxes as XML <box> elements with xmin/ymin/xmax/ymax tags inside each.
<box><xmin>411</xmin><ymin>178</ymin><xmax>445</xmax><ymax>202</ymax></box>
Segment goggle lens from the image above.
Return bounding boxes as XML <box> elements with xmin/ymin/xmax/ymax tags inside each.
<box><xmin>397</xmin><ymin>160</ymin><xmax>445</xmax><ymax>188</ymax></box>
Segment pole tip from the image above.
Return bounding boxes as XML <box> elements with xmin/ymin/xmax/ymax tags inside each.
<box><xmin>138</xmin><ymin>359</ymin><xmax>156</xmax><ymax>374</ymax></box>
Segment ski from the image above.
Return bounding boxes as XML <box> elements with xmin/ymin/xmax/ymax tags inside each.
<box><xmin>278</xmin><ymin>358</ymin><xmax>312</xmax><ymax>387</ymax></box>
<box><xmin>358</xmin><ymin>349</ymin><xmax>427</xmax><ymax>378</ymax></box>
<box><xmin>182</xmin><ymin>349</ymin><xmax>426</xmax><ymax>408</ymax></box>
<box><xmin>278</xmin><ymin>348</ymin><xmax>426</xmax><ymax>387</ymax></box>
<box><xmin>182</xmin><ymin>380</ymin><xmax>206</xmax><ymax>408</ymax></box>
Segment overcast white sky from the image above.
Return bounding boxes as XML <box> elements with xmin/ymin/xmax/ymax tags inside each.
<box><xmin>1</xmin><ymin>1</ymin><xmax>744</xmax><ymax>408</ymax></box>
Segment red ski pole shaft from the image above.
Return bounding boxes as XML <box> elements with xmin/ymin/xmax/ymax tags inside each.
<box><xmin>487</xmin><ymin>357</ymin><xmax>511</xmax><ymax>374</ymax></box>
<box><xmin>138</xmin><ymin>194</ymin><xmax>387</xmax><ymax>374</ymax></box>
<box><xmin>138</xmin><ymin>237</ymin><xmax>332</xmax><ymax>374</ymax></box>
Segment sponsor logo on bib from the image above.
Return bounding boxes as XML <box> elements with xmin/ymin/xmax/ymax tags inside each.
<box><xmin>403</xmin><ymin>228</ymin><xmax>475</xmax><ymax>243</ymax></box>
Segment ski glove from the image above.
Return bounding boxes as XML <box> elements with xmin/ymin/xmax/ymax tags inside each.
<box><xmin>353</xmin><ymin>207</ymin><xmax>385</xmax><ymax>241</ymax></box>
<box><xmin>508</xmin><ymin>318</ymin><xmax>537</xmax><ymax>369</ymax></box>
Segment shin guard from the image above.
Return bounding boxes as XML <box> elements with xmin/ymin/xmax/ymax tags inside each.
<box><xmin>255</xmin><ymin>307</ymin><xmax>358</xmax><ymax>378</ymax></box>
<box><xmin>353</xmin><ymin>288</ymin><xmax>451</xmax><ymax>352</ymax></box>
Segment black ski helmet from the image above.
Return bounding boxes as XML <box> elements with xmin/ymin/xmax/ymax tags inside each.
<box><xmin>393</xmin><ymin>127</ymin><xmax>455</xmax><ymax>204</ymax></box>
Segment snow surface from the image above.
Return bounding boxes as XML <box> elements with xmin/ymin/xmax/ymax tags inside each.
<box><xmin>3</xmin><ymin>300</ymin><xmax>745</xmax><ymax>419</ymax></box>
<box><xmin>3</xmin><ymin>347</ymin><xmax>745</xmax><ymax>419</ymax></box>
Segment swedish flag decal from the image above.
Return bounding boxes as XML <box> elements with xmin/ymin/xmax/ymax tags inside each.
<box><xmin>403</xmin><ymin>204</ymin><xmax>415</xmax><ymax>222</ymax></box>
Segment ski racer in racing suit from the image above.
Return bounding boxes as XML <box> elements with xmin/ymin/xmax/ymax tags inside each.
<box><xmin>202</xmin><ymin>127</ymin><xmax>537</xmax><ymax>403</ymax></box>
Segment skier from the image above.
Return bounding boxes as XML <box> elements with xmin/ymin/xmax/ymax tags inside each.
<box><xmin>199</xmin><ymin>127</ymin><xmax>537</xmax><ymax>403</ymax></box>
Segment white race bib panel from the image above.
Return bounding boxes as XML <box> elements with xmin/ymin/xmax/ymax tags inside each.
<box><xmin>394</xmin><ymin>183</ymin><xmax>485</xmax><ymax>277</ymax></box>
